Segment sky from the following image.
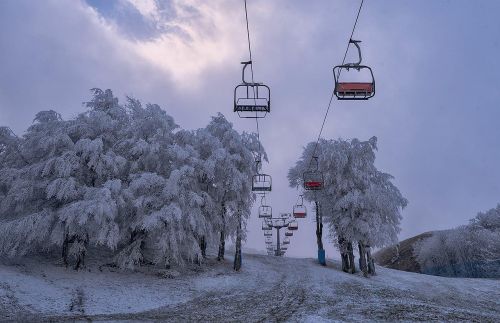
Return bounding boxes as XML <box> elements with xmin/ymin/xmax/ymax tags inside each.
<box><xmin>1</xmin><ymin>0</ymin><xmax>500</xmax><ymax>258</ymax></box>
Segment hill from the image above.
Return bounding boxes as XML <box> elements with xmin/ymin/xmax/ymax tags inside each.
<box><xmin>1</xmin><ymin>252</ymin><xmax>499</xmax><ymax>322</ymax></box>
<box><xmin>374</xmin><ymin>232</ymin><xmax>434</xmax><ymax>273</ymax></box>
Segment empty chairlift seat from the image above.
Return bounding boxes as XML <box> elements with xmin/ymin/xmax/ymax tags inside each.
<box><xmin>262</xmin><ymin>221</ymin><xmax>272</xmax><ymax>231</ymax></box>
<box><xmin>293</xmin><ymin>195</ymin><xmax>307</xmax><ymax>218</ymax></box>
<box><xmin>285</xmin><ymin>231</ymin><xmax>293</xmax><ymax>237</ymax></box>
<box><xmin>288</xmin><ymin>220</ymin><xmax>298</xmax><ymax>231</ymax></box>
<box><xmin>259</xmin><ymin>205</ymin><xmax>272</xmax><ymax>218</ymax></box>
<box><xmin>234</xmin><ymin>61</ymin><xmax>271</xmax><ymax>118</ymax></box>
<box><xmin>303</xmin><ymin>157</ymin><xmax>324</xmax><ymax>191</ymax></box>
<box><xmin>253</xmin><ymin>174</ymin><xmax>272</xmax><ymax>192</ymax></box>
<box><xmin>333</xmin><ymin>39</ymin><xmax>375</xmax><ymax>100</ymax></box>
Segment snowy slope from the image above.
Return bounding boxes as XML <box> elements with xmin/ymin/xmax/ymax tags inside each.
<box><xmin>0</xmin><ymin>253</ymin><xmax>499</xmax><ymax>322</ymax></box>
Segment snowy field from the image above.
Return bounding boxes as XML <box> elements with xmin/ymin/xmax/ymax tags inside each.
<box><xmin>0</xmin><ymin>253</ymin><xmax>499</xmax><ymax>322</ymax></box>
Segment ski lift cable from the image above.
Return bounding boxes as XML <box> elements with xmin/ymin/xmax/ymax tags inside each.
<box><xmin>307</xmin><ymin>0</ymin><xmax>365</xmax><ymax>169</ymax></box>
<box><xmin>243</xmin><ymin>0</ymin><xmax>263</xmax><ymax>160</ymax></box>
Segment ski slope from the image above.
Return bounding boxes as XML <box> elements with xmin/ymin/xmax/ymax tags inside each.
<box><xmin>0</xmin><ymin>253</ymin><xmax>499</xmax><ymax>322</ymax></box>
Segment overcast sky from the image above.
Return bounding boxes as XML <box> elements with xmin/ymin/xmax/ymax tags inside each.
<box><xmin>1</xmin><ymin>0</ymin><xmax>500</xmax><ymax>258</ymax></box>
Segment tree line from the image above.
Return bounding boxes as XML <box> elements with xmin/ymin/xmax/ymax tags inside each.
<box><xmin>0</xmin><ymin>89</ymin><xmax>264</xmax><ymax>270</ymax></box>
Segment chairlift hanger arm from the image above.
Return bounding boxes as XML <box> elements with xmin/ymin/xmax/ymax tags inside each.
<box><xmin>348</xmin><ymin>39</ymin><xmax>362</xmax><ymax>66</ymax></box>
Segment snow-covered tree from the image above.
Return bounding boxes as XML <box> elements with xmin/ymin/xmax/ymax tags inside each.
<box><xmin>415</xmin><ymin>205</ymin><xmax>500</xmax><ymax>278</ymax></box>
<box><xmin>193</xmin><ymin>113</ymin><xmax>264</xmax><ymax>268</ymax></box>
<box><xmin>288</xmin><ymin>137</ymin><xmax>407</xmax><ymax>276</ymax></box>
<box><xmin>0</xmin><ymin>89</ymin><xmax>263</xmax><ymax>272</ymax></box>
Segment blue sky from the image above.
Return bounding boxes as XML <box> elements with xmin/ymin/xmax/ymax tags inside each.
<box><xmin>1</xmin><ymin>0</ymin><xmax>500</xmax><ymax>257</ymax></box>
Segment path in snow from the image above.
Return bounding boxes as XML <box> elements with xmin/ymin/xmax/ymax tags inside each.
<box><xmin>0</xmin><ymin>253</ymin><xmax>499</xmax><ymax>322</ymax></box>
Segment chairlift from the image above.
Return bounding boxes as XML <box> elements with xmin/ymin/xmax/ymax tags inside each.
<box><xmin>288</xmin><ymin>220</ymin><xmax>298</xmax><ymax>231</ymax></box>
<box><xmin>285</xmin><ymin>231</ymin><xmax>293</xmax><ymax>237</ymax></box>
<box><xmin>253</xmin><ymin>174</ymin><xmax>272</xmax><ymax>192</ymax></box>
<box><xmin>262</xmin><ymin>221</ymin><xmax>272</xmax><ymax>231</ymax></box>
<box><xmin>303</xmin><ymin>157</ymin><xmax>324</xmax><ymax>190</ymax></box>
<box><xmin>258</xmin><ymin>195</ymin><xmax>272</xmax><ymax>218</ymax></box>
<box><xmin>333</xmin><ymin>39</ymin><xmax>375</xmax><ymax>100</ymax></box>
<box><xmin>283</xmin><ymin>237</ymin><xmax>290</xmax><ymax>245</ymax></box>
<box><xmin>234</xmin><ymin>61</ymin><xmax>271</xmax><ymax>118</ymax></box>
<box><xmin>264</xmin><ymin>230</ymin><xmax>272</xmax><ymax>237</ymax></box>
<box><xmin>293</xmin><ymin>195</ymin><xmax>307</xmax><ymax>218</ymax></box>
<box><xmin>252</xmin><ymin>160</ymin><xmax>272</xmax><ymax>192</ymax></box>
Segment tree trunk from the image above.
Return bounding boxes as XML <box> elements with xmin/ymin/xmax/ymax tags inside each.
<box><xmin>233</xmin><ymin>212</ymin><xmax>242</xmax><ymax>271</ymax></box>
<box><xmin>62</xmin><ymin>232</ymin><xmax>69</xmax><ymax>268</ymax></box>
<box><xmin>366</xmin><ymin>245</ymin><xmax>376</xmax><ymax>275</ymax></box>
<box><xmin>339</xmin><ymin>236</ymin><xmax>349</xmax><ymax>272</ymax></box>
<box><xmin>347</xmin><ymin>242</ymin><xmax>356</xmax><ymax>274</ymax></box>
<box><xmin>315</xmin><ymin>201</ymin><xmax>325</xmax><ymax>265</ymax></box>
<box><xmin>217</xmin><ymin>230</ymin><xmax>225</xmax><ymax>261</ymax></box>
<box><xmin>218</xmin><ymin>203</ymin><xmax>226</xmax><ymax>261</ymax></box>
<box><xmin>358</xmin><ymin>242</ymin><xmax>368</xmax><ymax>277</ymax></box>
<box><xmin>199</xmin><ymin>236</ymin><xmax>207</xmax><ymax>259</ymax></box>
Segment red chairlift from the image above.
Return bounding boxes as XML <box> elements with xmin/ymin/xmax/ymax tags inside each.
<box><xmin>234</xmin><ymin>61</ymin><xmax>271</xmax><ymax>118</ymax></box>
<box><xmin>303</xmin><ymin>157</ymin><xmax>324</xmax><ymax>191</ymax></box>
<box><xmin>293</xmin><ymin>195</ymin><xmax>307</xmax><ymax>218</ymax></box>
<box><xmin>333</xmin><ymin>39</ymin><xmax>375</xmax><ymax>100</ymax></box>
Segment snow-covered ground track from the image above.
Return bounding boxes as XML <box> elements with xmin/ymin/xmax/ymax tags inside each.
<box><xmin>0</xmin><ymin>253</ymin><xmax>499</xmax><ymax>322</ymax></box>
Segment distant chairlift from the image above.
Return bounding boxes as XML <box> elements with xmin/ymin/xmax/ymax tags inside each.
<box><xmin>262</xmin><ymin>221</ymin><xmax>272</xmax><ymax>231</ymax></box>
<box><xmin>264</xmin><ymin>230</ymin><xmax>272</xmax><ymax>237</ymax></box>
<box><xmin>252</xmin><ymin>160</ymin><xmax>272</xmax><ymax>192</ymax></box>
<box><xmin>303</xmin><ymin>157</ymin><xmax>324</xmax><ymax>191</ymax></box>
<box><xmin>258</xmin><ymin>196</ymin><xmax>272</xmax><ymax>218</ymax></box>
<box><xmin>285</xmin><ymin>230</ymin><xmax>293</xmax><ymax>237</ymax></box>
<box><xmin>288</xmin><ymin>220</ymin><xmax>298</xmax><ymax>231</ymax></box>
<box><xmin>293</xmin><ymin>195</ymin><xmax>307</xmax><ymax>218</ymax></box>
<box><xmin>283</xmin><ymin>237</ymin><xmax>290</xmax><ymax>245</ymax></box>
<box><xmin>333</xmin><ymin>39</ymin><xmax>375</xmax><ymax>100</ymax></box>
<box><xmin>234</xmin><ymin>61</ymin><xmax>271</xmax><ymax>118</ymax></box>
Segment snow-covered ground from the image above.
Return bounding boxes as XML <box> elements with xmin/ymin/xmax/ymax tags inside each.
<box><xmin>1</xmin><ymin>253</ymin><xmax>499</xmax><ymax>322</ymax></box>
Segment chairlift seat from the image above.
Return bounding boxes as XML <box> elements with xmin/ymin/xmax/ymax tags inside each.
<box><xmin>304</xmin><ymin>181</ymin><xmax>322</xmax><ymax>189</ymax></box>
<box><xmin>285</xmin><ymin>231</ymin><xmax>293</xmax><ymax>237</ymax></box>
<box><xmin>252</xmin><ymin>174</ymin><xmax>272</xmax><ymax>192</ymax></box>
<box><xmin>293</xmin><ymin>203</ymin><xmax>307</xmax><ymax>219</ymax></box>
<box><xmin>288</xmin><ymin>221</ymin><xmax>298</xmax><ymax>231</ymax></box>
<box><xmin>333</xmin><ymin>65</ymin><xmax>375</xmax><ymax>100</ymax></box>
<box><xmin>259</xmin><ymin>205</ymin><xmax>272</xmax><ymax>218</ymax></box>
<box><xmin>234</xmin><ymin>61</ymin><xmax>271</xmax><ymax>118</ymax></box>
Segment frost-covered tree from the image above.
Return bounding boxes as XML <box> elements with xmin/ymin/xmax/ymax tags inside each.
<box><xmin>193</xmin><ymin>114</ymin><xmax>263</xmax><ymax>268</ymax></box>
<box><xmin>288</xmin><ymin>137</ymin><xmax>407</xmax><ymax>276</ymax></box>
<box><xmin>0</xmin><ymin>89</ymin><xmax>263</xmax><ymax>272</ymax></box>
<box><xmin>415</xmin><ymin>205</ymin><xmax>500</xmax><ymax>278</ymax></box>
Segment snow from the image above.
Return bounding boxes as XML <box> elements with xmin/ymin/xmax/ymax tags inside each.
<box><xmin>1</xmin><ymin>252</ymin><xmax>499</xmax><ymax>321</ymax></box>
